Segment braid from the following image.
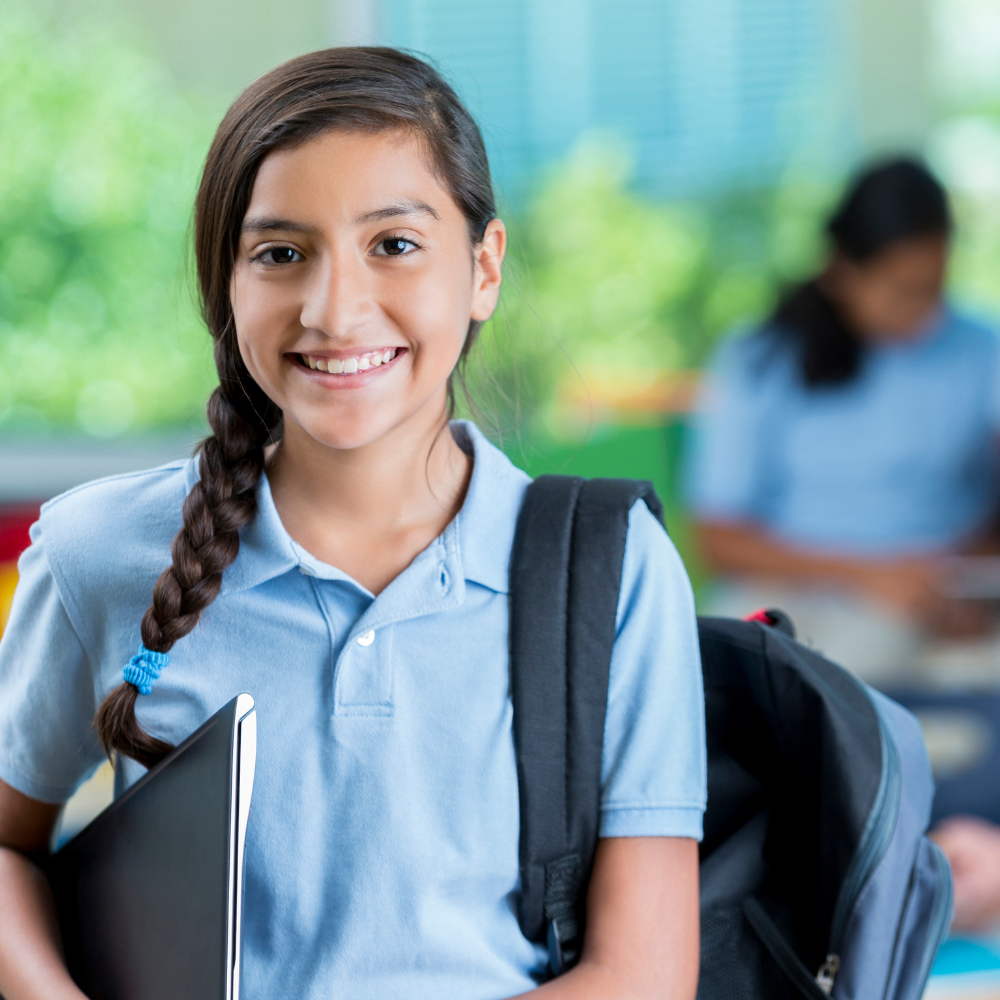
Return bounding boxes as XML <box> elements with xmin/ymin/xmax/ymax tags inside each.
<box><xmin>97</xmin><ymin>345</ymin><xmax>279</xmax><ymax>767</ymax></box>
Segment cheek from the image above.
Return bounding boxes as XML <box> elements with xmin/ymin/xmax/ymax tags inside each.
<box><xmin>230</xmin><ymin>277</ymin><xmax>292</xmax><ymax>378</ymax></box>
<box><xmin>385</xmin><ymin>259</ymin><xmax>474</xmax><ymax>363</ymax></box>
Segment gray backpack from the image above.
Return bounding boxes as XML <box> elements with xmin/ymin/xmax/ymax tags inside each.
<box><xmin>509</xmin><ymin>475</ymin><xmax>952</xmax><ymax>999</ymax></box>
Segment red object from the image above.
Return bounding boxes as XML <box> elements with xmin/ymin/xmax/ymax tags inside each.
<box><xmin>745</xmin><ymin>607</ymin><xmax>777</xmax><ymax>627</ymax></box>
<box><xmin>0</xmin><ymin>504</ymin><xmax>41</xmax><ymax>564</ymax></box>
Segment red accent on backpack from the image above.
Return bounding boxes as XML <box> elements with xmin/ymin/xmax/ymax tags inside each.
<box><xmin>745</xmin><ymin>607</ymin><xmax>777</xmax><ymax>627</ymax></box>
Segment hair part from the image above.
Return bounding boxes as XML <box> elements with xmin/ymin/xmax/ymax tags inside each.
<box><xmin>97</xmin><ymin>47</ymin><xmax>496</xmax><ymax>765</ymax></box>
<box><xmin>771</xmin><ymin>157</ymin><xmax>951</xmax><ymax>388</ymax></box>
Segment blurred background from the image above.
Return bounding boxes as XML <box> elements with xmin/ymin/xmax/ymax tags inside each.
<box><xmin>4</xmin><ymin>0</ymin><xmax>1000</xmax><ymax>990</ymax></box>
<box><xmin>3</xmin><ymin>0</ymin><xmax>1000</xmax><ymax>584</ymax></box>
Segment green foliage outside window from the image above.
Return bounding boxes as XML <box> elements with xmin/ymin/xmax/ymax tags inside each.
<box><xmin>2</xmin><ymin>1</ymin><xmax>999</xmax><ymax>445</ymax></box>
<box><xmin>0</xmin><ymin>2</ymin><xmax>216</xmax><ymax>436</ymax></box>
<box><xmin>463</xmin><ymin>141</ymin><xmax>836</xmax><ymax>441</ymax></box>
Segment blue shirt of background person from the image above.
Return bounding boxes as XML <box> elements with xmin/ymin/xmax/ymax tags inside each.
<box><xmin>687</xmin><ymin>158</ymin><xmax>1000</xmax><ymax>632</ymax></box>
<box><xmin>694</xmin><ymin>304</ymin><xmax>999</xmax><ymax>554</ymax></box>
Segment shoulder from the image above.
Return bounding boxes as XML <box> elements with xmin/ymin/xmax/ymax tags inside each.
<box><xmin>40</xmin><ymin>458</ymin><xmax>191</xmax><ymax>547</ymax></box>
<box><xmin>707</xmin><ymin>324</ymin><xmax>791</xmax><ymax>386</ymax></box>
<box><xmin>617</xmin><ymin>499</ymin><xmax>692</xmax><ymax>629</ymax></box>
<box><xmin>41</xmin><ymin>457</ymin><xmax>191</xmax><ymax>520</ymax></box>
<box><xmin>36</xmin><ymin>459</ymin><xmax>192</xmax><ymax>614</ymax></box>
<box><xmin>938</xmin><ymin>305</ymin><xmax>1000</xmax><ymax>354</ymax></box>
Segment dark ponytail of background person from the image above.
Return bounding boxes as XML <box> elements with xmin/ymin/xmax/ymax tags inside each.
<box><xmin>771</xmin><ymin>157</ymin><xmax>952</xmax><ymax>388</ymax></box>
<box><xmin>96</xmin><ymin>47</ymin><xmax>497</xmax><ymax>767</ymax></box>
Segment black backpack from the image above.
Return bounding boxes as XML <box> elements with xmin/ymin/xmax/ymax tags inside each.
<box><xmin>509</xmin><ymin>475</ymin><xmax>952</xmax><ymax>1000</ymax></box>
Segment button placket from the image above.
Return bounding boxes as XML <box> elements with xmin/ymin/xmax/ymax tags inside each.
<box><xmin>332</xmin><ymin>522</ymin><xmax>466</xmax><ymax>717</ymax></box>
<box><xmin>335</xmin><ymin>624</ymin><xmax>393</xmax><ymax>716</ymax></box>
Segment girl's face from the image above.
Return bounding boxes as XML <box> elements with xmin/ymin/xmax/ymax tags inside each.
<box><xmin>231</xmin><ymin>129</ymin><xmax>505</xmax><ymax>451</ymax></box>
<box><xmin>825</xmin><ymin>234</ymin><xmax>948</xmax><ymax>342</ymax></box>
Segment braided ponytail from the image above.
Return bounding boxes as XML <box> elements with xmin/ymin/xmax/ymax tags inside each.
<box><xmin>97</xmin><ymin>340</ymin><xmax>279</xmax><ymax>766</ymax></box>
<box><xmin>96</xmin><ymin>47</ymin><xmax>496</xmax><ymax>765</ymax></box>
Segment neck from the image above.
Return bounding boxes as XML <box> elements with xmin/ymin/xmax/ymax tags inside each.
<box><xmin>263</xmin><ymin>397</ymin><xmax>472</xmax><ymax>591</ymax></box>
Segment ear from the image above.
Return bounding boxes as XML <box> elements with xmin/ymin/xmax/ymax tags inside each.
<box><xmin>470</xmin><ymin>218</ymin><xmax>507</xmax><ymax>322</ymax></box>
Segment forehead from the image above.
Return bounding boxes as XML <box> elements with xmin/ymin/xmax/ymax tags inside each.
<box><xmin>868</xmin><ymin>235</ymin><xmax>946</xmax><ymax>278</ymax></box>
<box><xmin>247</xmin><ymin>129</ymin><xmax>456</xmax><ymax>221</ymax></box>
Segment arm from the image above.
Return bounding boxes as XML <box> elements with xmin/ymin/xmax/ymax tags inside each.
<box><xmin>698</xmin><ymin>518</ymin><xmax>884</xmax><ymax>584</ymax></box>
<box><xmin>696</xmin><ymin>518</ymin><xmax>944</xmax><ymax>620</ymax></box>
<box><xmin>509</xmin><ymin>837</ymin><xmax>699</xmax><ymax>1000</ymax></box>
<box><xmin>0</xmin><ymin>777</ymin><xmax>87</xmax><ymax>1000</ymax></box>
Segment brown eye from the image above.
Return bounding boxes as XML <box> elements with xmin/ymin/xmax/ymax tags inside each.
<box><xmin>375</xmin><ymin>237</ymin><xmax>417</xmax><ymax>257</ymax></box>
<box><xmin>258</xmin><ymin>247</ymin><xmax>301</xmax><ymax>264</ymax></box>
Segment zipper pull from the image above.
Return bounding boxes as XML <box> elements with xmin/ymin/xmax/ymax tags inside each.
<box><xmin>815</xmin><ymin>954</ymin><xmax>840</xmax><ymax>995</ymax></box>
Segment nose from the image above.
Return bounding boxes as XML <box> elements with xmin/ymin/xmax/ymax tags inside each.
<box><xmin>298</xmin><ymin>249</ymin><xmax>375</xmax><ymax>339</ymax></box>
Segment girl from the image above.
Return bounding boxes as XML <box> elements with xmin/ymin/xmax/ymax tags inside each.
<box><xmin>0</xmin><ymin>49</ymin><xmax>704</xmax><ymax>1000</ymax></box>
<box><xmin>688</xmin><ymin>158</ymin><xmax>1000</xmax><ymax>686</ymax></box>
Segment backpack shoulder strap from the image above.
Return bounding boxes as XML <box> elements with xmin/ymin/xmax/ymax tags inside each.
<box><xmin>509</xmin><ymin>473</ymin><xmax>664</xmax><ymax>975</ymax></box>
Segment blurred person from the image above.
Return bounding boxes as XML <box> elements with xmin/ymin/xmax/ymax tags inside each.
<box><xmin>687</xmin><ymin>158</ymin><xmax>1000</xmax><ymax>687</ymax></box>
<box><xmin>933</xmin><ymin>815</ymin><xmax>1000</xmax><ymax>933</ymax></box>
<box><xmin>0</xmin><ymin>48</ymin><xmax>702</xmax><ymax>1000</ymax></box>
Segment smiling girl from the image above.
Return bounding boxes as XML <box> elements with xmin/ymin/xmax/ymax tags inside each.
<box><xmin>0</xmin><ymin>49</ymin><xmax>704</xmax><ymax>1000</ymax></box>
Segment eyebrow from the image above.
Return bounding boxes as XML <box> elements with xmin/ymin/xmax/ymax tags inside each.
<box><xmin>354</xmin><ymin>200</ymin><xmax>441</xmax><ymax>224</ymax></box>
<box><xmin>241</xmin><ymin>217</ymin><xmax>316</xmax><ymax>235</ymax></box>
<box><xmin>240</xmin><ymin>200</ymin><xmax>441</xmax><ymax>235</ymax></box>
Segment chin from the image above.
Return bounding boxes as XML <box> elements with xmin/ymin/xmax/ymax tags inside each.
<box><xmin>293</xmin><ymin>410</ymin><xmax>403</xmax><ymax>452</ymax></box>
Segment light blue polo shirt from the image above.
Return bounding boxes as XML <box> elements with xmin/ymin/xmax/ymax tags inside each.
<box><xmin>0</xmin><ymin>421</ymin><xmax>705</xmax><ymax>1000</ymax></box>
<box><xmin>687</xmin><ymin>306</ymin><xmax>1000</xmax><ymax>554</ymax></box>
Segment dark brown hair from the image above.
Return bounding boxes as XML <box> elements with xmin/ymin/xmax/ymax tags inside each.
<box><xmin>97</xmin><ymin>47</ymin><xmax>496</xmax><ymax>766</ymax></box>
<box><xmin>770</xmin><ymin>157</ymin><xmax>950</xmax><ymax>388</ymax></box>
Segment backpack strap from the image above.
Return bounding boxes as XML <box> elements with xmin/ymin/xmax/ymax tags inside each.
<box><xmin>509</xmin><ymin>474</ymin><xmax>664</xmax><ymax>975</ymax></box>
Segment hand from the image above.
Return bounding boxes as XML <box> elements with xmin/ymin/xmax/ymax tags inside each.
<box><xmin>932</xmin><ymin>816</ymin><xmax>1000</xmax><ymax>933</ymax></box>
<box><xmin>855</xmin><ymin>559</ymin><xmax>996</xmax><ymax>638</ymax></box>
<box><xmin>855</xmin><ymin>557</ymin><xmax>944</xmax><ymax>622</ymax></box>
<box><xmin>924</xmin><ymin>598</ymin><xmax>997</xmax><ymax>640</ymax></box>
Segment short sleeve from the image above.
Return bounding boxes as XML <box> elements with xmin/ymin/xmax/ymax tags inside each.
<box><xmin>0</xmin><ymin>524</ymin><xmax>105</xmax><ymax>803</ymax></box>
<box><xmin>599</xmin><ymin>500</ymin><xmax>706</xmax><ymax>840</ymax></box>
<box><xmin>684</xmin><ymin>332</ymin><xmax>778</xmax><ymax>522</ymax></box>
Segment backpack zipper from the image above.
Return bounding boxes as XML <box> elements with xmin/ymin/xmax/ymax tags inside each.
<box><xmin>743</xmin><ymin>898</ymin><xmax>829</xmax><ymax>998</ymax></box>
<box><xmin>820</xmin><ymin>697</ymin><xmax>902</xmax><ymax>992</ymax></box>
<box><xmin>815</xmin><ymin>954</ymin><xmax>839</xmax><ymax>995</ymax></box>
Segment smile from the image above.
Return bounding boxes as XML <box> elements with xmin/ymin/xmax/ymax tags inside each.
<box><xmin>297</xmin><ymin>348</ymin><xmax>399</xmax><ymax>374</ymax></box>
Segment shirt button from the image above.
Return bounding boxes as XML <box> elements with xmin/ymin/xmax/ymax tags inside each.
<box><xmin>357</xmin><ymin>629</ymin><xmax>375</xmax><ymax>647</ymax></box>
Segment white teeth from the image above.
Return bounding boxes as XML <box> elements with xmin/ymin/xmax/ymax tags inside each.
<box><xmin>303</xmin><ymin>351</ymin><xmax>397</xmax><ymax>374</ymax></box>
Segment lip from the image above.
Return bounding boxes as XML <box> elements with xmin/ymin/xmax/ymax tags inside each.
<box><xmin>286</xmin><ymin>347</ymin><xmax>406</xmax><ymax>388</ymax></box>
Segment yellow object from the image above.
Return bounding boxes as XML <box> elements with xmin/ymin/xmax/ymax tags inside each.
<box><xmin>556</xmin><ymin>367</ymin><xmax>701</xmax><ymax>423</ymax></box>
<box><xmin>0</xmin><ymin>560</ymin><xmax>18</xmax><ymax>637</ymax></box>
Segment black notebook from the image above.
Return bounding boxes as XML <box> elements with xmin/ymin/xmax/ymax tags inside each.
<box><xmin>48</xmin><ymin>694</ymin><xmax>257</xmax><ymax>1000</ymax></box>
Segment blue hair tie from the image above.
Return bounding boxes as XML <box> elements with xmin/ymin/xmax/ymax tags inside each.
<box><xmin>123</xmin><ymin>645</ymin><xmax>169</xmax><ymax>696</ymax></box>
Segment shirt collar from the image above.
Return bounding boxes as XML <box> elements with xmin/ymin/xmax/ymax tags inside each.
<box><xmin>452</xmin><ymin>421</ymin><xmax>530</xmax><ymax>595</ymax></box>
<box><xmin>182</xmin><ymin>420</ymin><xmax>530</xmax><ymax>598</ymax></box>
<box><xmin>183</xmin><ymin>457</ymin><xmax>300</xmax><ymax>598</ymax></box>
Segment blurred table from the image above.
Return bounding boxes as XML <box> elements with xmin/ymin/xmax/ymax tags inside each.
<box><xmin>0</xmin><ymin>433</ymin><xmax>198</xmax><ymax>504</ymax></box>
<box><xmin>927</xmin><ymin>938</ymin><xmax>1000</xmax><ymax>998</ymax></box>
